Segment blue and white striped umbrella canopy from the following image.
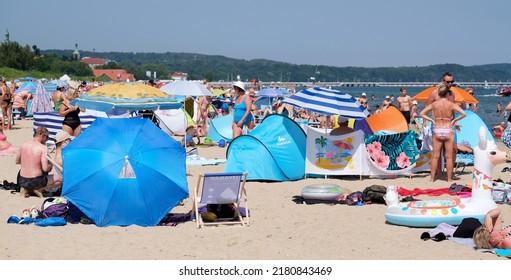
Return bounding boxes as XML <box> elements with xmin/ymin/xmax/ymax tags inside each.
<box><xmin>283</xmin><ymin>87</ymin><xmax>370</xmax><ymax>119</ymax></box>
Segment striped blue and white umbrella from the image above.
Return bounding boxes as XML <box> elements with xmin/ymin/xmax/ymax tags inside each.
<box><xmin>283</xmin><ymin>87</ymin><xmax>369</xmax><ymax>119</ymax></box>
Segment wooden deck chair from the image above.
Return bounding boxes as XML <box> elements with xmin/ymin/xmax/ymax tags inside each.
<box><xmin>192</xmin><ymin>172</ymin><xmax>249</xmax><ymax>228</ymax></box>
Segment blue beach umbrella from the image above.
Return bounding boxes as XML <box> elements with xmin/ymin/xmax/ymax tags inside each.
<box><xmin>283</xmin><ymin>87</ymin><xmax>370</xmax><ymax>119</ymax></box>
<box><xmin>255</xmin><ymin>88</ymin><xmax>285</xmax><ymax>98</ymax></box>
<box><xmin>14</xmin><ymin>81</ymin><xmax>37</xmax><ymax>94</ymax></box>
<box><xmin>62</xmin><ymin>118</ymin><xmax>188</xmax><ymax>227</ymax></box>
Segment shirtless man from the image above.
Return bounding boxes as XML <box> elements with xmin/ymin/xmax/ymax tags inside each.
<box><xmin>15</xmin><ymin>126</ymin><xmax>54</xmax><ymax>198</ymax></box>
<box><xmin>424</xmin><ymin>72</ymin><xmax>458</xmax><ymax>180</ymax></box>
<box><xmin>397</xmin><ymin>87</ymin><xmax>413</xmax><ymax>124</ymax></box>
<box><xmin>330</xmin><ymin>116</ymin><xmax>354</xmax><ymax>136</ymax></box>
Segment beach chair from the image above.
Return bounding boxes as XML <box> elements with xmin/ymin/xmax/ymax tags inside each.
<box><xmin>192</xmin><ymin>172</ymin><xmax>249</xmax><ymax>228</ymax></box>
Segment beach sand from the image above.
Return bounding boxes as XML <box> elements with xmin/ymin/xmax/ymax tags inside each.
<box><xmin>1</xmin><ymin>119</ymin><xmax>511</xmax><ymax>261</ymax></box>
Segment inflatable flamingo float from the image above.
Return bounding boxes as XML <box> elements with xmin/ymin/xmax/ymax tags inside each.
<box><xmin>385</xmin><ymin>127</ymin><xmax>507</xmax><ymax>227</ymax></box>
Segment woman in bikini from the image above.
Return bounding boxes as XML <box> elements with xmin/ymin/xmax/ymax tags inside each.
<box><xmin>0</xmin><ymin>79</ymin><xmax>13</xmax><ymax>130</ymax></box>
<box><xmin>420</xmin><ymin>84</ymin><xmax>466</xmax><ymax>182</ymax></box>
<box><xmin>59</xmin><ymin>90</ymin><xmax>86</xmax><ymax>137</ymax></box>
<box><xmin>473</xmin><ymin>208</ymin><xmax>511</xmax><ymax>249</ymax></box>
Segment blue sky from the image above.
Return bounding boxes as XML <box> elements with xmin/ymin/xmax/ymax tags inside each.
<box><xmin>2</xmin><ymin>0</ymin><xmax>510</xmax><ymax>67</ymax></box>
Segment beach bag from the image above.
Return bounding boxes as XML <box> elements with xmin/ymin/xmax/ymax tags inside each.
<box><xmin>363</xmin><ymin>185</ymin><xmax>387</xmax><ymax>204</ymax></box>
<box><xmin>492</xmin><ymin>185</ymin><xmax>511</xmax><ymax>204</ymax></box>
<box><xmin>41</xmin><ymin>198</ymin><xmax>69</xmax><ymax>219</ymax></box>
<box><xmin>501</xmin><ymin>126</ymin><xmax>511</xmax><ymax>149</ymax></box>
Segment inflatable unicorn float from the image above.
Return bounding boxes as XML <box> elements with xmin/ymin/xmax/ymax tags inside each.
<box><xmin>385</xmin><ymin>127</ymin><xmax>507</xmax><ymax>227</ymax></box>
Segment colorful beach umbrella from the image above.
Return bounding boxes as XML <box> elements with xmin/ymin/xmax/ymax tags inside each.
<box><xmin>412</xmin><ymin>86</ymin><xmax>479</xmax><ymax>104</ymax></box>
<box><xmin>283</xmin><ymin>87</ymin><xmax>370</xmax><ymax>119</ymax></box>
<box><xmin>29</xmin><ymin>81</ymin><xmax>53</xmax><ymax>114</ymax></box>
<box><xmin>73</xmin><ymin>82</ymin><xmax>182</xmax><ymax>112</ymax></box>
<box><xmin>62</xmin><ymin>118</ymin><xmax>188</xmax><ymax>227</ymax></box>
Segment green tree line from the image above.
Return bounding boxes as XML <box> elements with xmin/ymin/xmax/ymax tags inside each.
<box><xmin>1</xmin><ymin>40</ymin><xmax>510</xmax><ymax>83</ymax></box>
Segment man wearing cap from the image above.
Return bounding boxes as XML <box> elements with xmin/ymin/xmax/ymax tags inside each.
<box><xmin>358</xmin><ymin>93</ymin><xmax>370</xmax><ymax>112</ymax></box>
<box><xmin>411</xmin><ymin>100</ymin><xmax>419</xmax><ymax>124</ymax></box>
<box><xmin>231</xmin><ymin>81</ymin><xmax>255</xmax><ymax>138</ymax></box>
<box><xmin>397</xmin><ymin>86</ymin><xmax>413</xmax><ymax>124</ymax></box>
<box><xmin>330</xmin><ymin>116</ymin><xmax>354</xmax><ymax>136</ymax></box>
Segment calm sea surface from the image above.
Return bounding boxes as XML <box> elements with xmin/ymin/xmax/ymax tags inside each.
<box><xmin>304</xmin><ymin>86</ymin><xmax>507</xmax><ymax>129</ymax></box>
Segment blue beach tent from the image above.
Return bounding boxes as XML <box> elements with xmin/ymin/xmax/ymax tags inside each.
<box><xmin>456</xmin><ymin>110</ymin><xmax>494</xmax><ymax>148</ymax></box>
<box><xmin>207</xmin><ymin>113</ymin><xmax>234</xmax><ymax>143</ymax></box>
<box><xmin>224</xmin><ymin>114</ymin><xmax>307</xmax><ymax>181</ymax></box>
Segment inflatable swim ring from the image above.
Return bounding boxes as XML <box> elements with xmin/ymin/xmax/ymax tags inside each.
<box><xmin>385</xmin><ymin>127</ymin><xmax>507</xmax><ymax>227</ymax></box>
<box><xmin>301</xmin><ymin>184</ymin><xmax>344</xmax><ymax>200</ymax></box>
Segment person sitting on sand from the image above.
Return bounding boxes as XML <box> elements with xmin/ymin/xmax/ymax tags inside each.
<box><xmin>330</xmin><ymin>116</ymin><xmax>354</xmax><ymax>136</ymax></box>
<box><xmin>473</xmin><ymin>208</ymin><xmax>511</xmax><ymax>249</ymax></box>
<box><xmin>15</xmin><ymin>126</ymin><xmax>54</xmax><ymax>198</ymax></box>
<box><xmin>51</xmin><ymin>130</ymin><xmax>74</xmax><ymax>188</ymax></box>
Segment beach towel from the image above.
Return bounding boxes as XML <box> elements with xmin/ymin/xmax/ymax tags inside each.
<box><xmin>365</xmin><ymin>130</ymin><xmax>421</xmax><ymax>172</ymax></box>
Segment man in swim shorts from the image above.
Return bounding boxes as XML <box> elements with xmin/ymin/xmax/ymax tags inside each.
<box><xmin>15</xmin><ymin>126</ymin><xmax>54</xmax><ymax>197</ymax></box>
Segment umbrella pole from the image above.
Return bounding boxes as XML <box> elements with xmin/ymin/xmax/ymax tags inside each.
<box><xmin>324</xmin><ymin>120</ymin><xmax>328</xmax><ymax>179</ymax></box>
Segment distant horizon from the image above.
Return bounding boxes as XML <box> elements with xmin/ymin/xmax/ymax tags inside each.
<box><xmin>43</xmin><ymin>48</ymin><xmax>511</xmax><ymax>69</ymax></box>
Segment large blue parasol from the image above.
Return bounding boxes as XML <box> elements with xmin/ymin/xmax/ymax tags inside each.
<box><xmin>62</xmin><ymin>118</ymin><xmax>188</xmax><ymax>227</ymax></box>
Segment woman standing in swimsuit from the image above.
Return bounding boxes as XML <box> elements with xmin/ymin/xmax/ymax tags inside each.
<box><xmin>231</xmin><ymin>81</ymin><xmax>254</xmax><ymax>139</ymax></box>
<box><xmin>0</xmin><ymin>79</ymin><xmax>13</xmax><ymax>130</ymax></box>
<box><xmin>419</xmin><ymin>84</ymin><xmax>466</xmax><ymax>182</ymax></box>
<box><xmin>59</xmin><ymin>90</ymin><xmax>86</xmax><ymax>137</ymax></box>
<box><xmin>473</xmin><ymin>208</ymin><xmax>511</xmax><ymax>249</ymax></box>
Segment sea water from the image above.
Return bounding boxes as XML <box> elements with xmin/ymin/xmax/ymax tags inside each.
<box><xmin>323</xmin><ymin>86</ymin><xmax>506</xmax><ymax>129</ymax></box>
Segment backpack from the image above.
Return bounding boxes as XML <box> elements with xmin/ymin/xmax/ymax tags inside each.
<box><xmin>363</xmin><ymin>185</ymin><xmax>388</xmax><ymax>204</ymax></box>
<box><xmin>41</xmin><ymin>198</ymin><xmax>69</xmax><ymax>219</ymax></box>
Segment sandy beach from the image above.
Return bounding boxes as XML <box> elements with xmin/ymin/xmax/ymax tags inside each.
<box><xmin>1</xmin><ymin>118</ymin><xmax>510</xmax><ymax>262</ymax></box>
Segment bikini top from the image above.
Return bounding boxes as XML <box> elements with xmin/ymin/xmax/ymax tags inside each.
<box><xmin>0</xmin><ymin>134</ymin><xmax>6</xmax><ymax>141</ymax></box>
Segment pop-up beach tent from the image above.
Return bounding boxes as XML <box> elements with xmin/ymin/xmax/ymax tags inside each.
<box><xmin>207</xmin><ymin>113</ymin><xmax>234</xmax><ymax>143</ymax></box>
<box><xmin>224</xmin><ymin>114</ymin><xmax>306</xmax><ymax>181</ymax></box>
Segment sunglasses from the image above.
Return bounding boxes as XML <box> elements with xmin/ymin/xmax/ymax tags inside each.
<box><xmin>444</xmin><ymin>80</ymin><xmax>454</xmax><ymax>84</ymax></box>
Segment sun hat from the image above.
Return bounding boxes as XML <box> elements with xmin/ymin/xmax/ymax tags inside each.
<box><xmin>361</xmin><ymin>92</ymin><xmax>366</xmax><ymax>96</ymax></box>
<box><xmin>54</xmin><ymin>130</ymin><xmax>74</xmax><ymax>144</ymax></box>
<box><xmin>385</xmin><ymin>95</ymin><xmax>390</xmax><ymax>99</ymax></box>
<box><xmin>233</xmin><ymin>81</ymin><xmax>246</xmax><ymax>92</ymax></box>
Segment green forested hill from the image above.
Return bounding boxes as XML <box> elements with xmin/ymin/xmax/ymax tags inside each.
<box><xmin>43</xmin><ymin>49</ymin><xmax>511</xmax><ymax>82</ymax></box>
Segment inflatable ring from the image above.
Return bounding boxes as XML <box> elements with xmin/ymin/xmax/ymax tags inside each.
<box><xmin>301</xmin><ymin>184</ymin><xmax>344</xmax><ymax>200</ymax></box>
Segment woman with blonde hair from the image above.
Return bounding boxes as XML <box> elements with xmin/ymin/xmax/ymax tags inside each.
<box><xmin>420</xmin><ymin>84</ymin><xmax>466</xmax><ymax>182</ymax></box>
<box><xmin>473</xmin><ymin>208</ymin><xmax>511</xmax><ymax>249</ymax></box>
